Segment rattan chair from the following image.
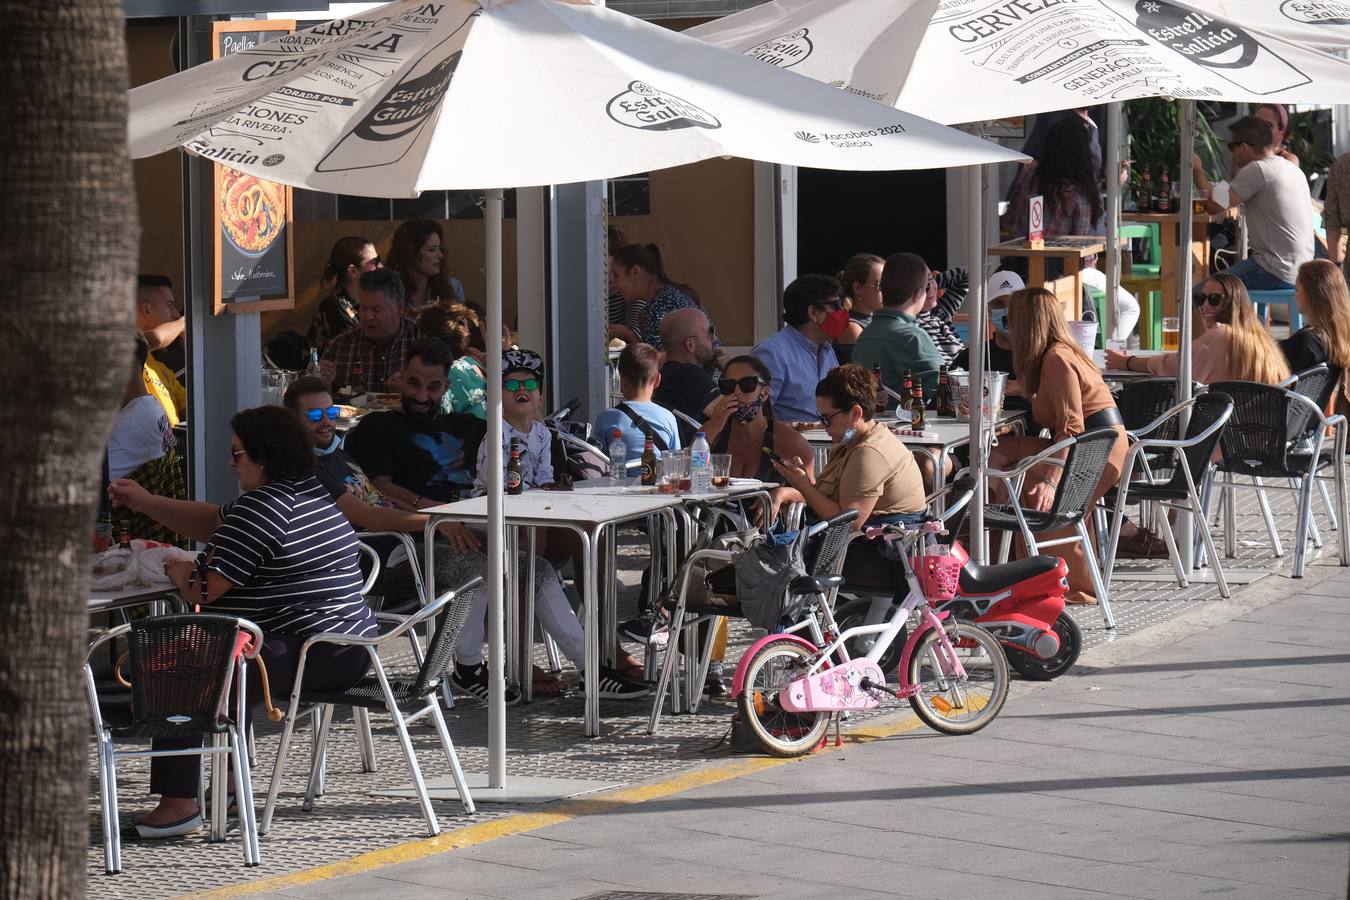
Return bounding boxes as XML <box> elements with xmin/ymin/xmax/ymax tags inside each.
<box><xmin>984</xmin><ymin>427</ymin><xmax>1121</xmax><ymax>629</ymax></box>
<box><xmin>1102</xmin><ymin>393</ymin><xmax>1234</xmax><ymax>596</ymax></box>
<box><xmin>646</xmin><ymin>509</ymin><xmax>857</xmax><ymax>734</ymax></box>
<box><xmin>260</xmin><ymin>576</ymin><xmax>482</xmax><ymax>838</ymax></box>
<box><xmin>1206</xmin><ymin>381</ymin><xmax>1349</xmax><ymax>578</ymax></box>
<box><xmin>85</xmin><ymin>614</ymin><xmax>264</xmax><ymax>874</ymax></box>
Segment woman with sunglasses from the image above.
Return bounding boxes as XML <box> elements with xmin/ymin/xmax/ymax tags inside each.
<box><xmin>1105</xmin><ymin>274</ymin><xmax>1290</xmax><ymax>386</ymax></box>
<box><xmin>308</xmin><ymin>236</ymin><xmax>380</xmax><ymax>357</ymax></box>
<box><xmin>1282</xmin><ymin>261</ymin><xmax>1350</xmax><ymax>393</ymax></box>
<box><xmin>703</xmin><ymin>355</ymin><xmax>814</xmax><ymax>487</ymax></box>
<box><xmin>105</xmin><ymin>406</ymin><xmax>376</xmax><ymax>838</ymax></box>
<box><xmin>768</xmin><ymin>365</ymin><xmax>925</xmax><ymax>584</ymax></box>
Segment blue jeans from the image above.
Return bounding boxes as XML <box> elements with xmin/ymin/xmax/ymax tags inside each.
<box><xmin>1194</xmin><ymin>257</ymin><xmax>1293</xmax><ymax>303</ymax></box>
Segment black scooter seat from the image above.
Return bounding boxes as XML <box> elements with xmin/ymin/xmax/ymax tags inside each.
<box><xmin>958</xmin><ymin>555</ymin><xmax>1060</xmax><ymax>595</ymax></box>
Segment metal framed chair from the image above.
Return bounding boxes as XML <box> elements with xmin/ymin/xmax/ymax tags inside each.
<box><xmin>1102</xmin><ymin>393</ymin><xmax>1234</xmax><ymax>597</ymax></box>
<box><xmin>85</xmin><ymin>614</ymin><xmax>264</xmax><ymax>874</ymax></box>
<box><xmin>1286</xmin><ymin>365</ymin><xmax>1342</xmax><ymax>536</ymax></box>
<box><xmin>984</xmin><ymin>427</ymin><xmax>1121</xmax><ymax>629</ymax></box>
<box><xmin>260</xmin><ymin>576</ymin><xmax>482</xmax><ymax>838</ymax></box>
<box><xmin>1206</xmin><ymin>381</ymin><xmax>1349</xmax><ymax>578</ymax></box>
<box><xmin>647</xmin><ymin>509</ymin><xmax>857</xmax><ymax>735</ymax></box>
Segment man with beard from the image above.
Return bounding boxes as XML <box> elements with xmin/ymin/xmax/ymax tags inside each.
<box><xmin>344</xmin><ymin>337</ymin><xmax>486</xmax><ymax>546</ymax></box>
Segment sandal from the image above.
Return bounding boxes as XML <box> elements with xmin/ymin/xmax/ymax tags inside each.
<box><xmin>122</xmin><ymin>811</ymin><xmax>203</xmax><ymax>841</ymax></box>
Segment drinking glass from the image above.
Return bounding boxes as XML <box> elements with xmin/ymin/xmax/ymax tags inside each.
<box><xmin>1161</xmin><ymin>317</ymin><xmax>1180</xmax><ymax>351</ymax></box>
<box><xmin>710</xmin><ymin>454</ymin><xmax>732</xmax><ymax>489</ymax></box>
<box><xmin>658</xmin><ymin>454</ymin><xmax>689</xmax><ymax>494</ymax></box>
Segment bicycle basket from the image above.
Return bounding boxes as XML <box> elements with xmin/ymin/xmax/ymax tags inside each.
<box><xmin>912</xmin><ymin>547</ymin><xmax>961</xmax><ymax>601</ymax></box>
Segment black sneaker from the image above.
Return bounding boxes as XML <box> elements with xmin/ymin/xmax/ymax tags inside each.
<box><xmin>617</xmin><ymin>606</ymin><xmax>669</xmax><ymax>649</ymax></box>
<box><xmin>704</xmin><ymin>661</ymin><xmax>727</xmax><ymax>698</ymax></box>
<box><xmin>592</xmin><ymin>666</ymin><xmax>651</xmax><ymax>700</ymax></box>
<box><xmin>450</xmin><ymin>663</ymin><xmax>522</xmax><ymax>706</ymax></box>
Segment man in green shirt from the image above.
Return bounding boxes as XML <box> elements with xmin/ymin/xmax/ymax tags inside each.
<box><xmin>852</xmin><ymin>252</ymin><xmax>945</xmax><ymax>398</ymax></box>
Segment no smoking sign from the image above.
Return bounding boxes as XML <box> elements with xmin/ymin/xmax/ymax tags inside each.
<box><xmin>1027</xmin><ymin>193</ymin><xmax>1044</xmax><ymax>247</ymax></box>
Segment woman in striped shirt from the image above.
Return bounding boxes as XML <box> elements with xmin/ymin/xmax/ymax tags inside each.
<box><xmin>108</xmin><ymin>406</ymin><xmax>377</xmax><ymax>839</ymax></box>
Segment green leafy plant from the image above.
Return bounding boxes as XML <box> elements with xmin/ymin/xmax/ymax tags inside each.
<box><xmin>1124</xmin><ymin>98</ymin><xmax>1225</xmax><ymax>198</ymax></box>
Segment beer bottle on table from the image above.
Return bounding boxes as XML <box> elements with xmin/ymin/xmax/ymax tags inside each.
<box><xmin>934</xmin><ymin>364</ymin><xmax>956</xmax><ymax>417</ymax></box>
<box><xmin>900</xmin><ymin>370</ymin><xmax>914</xmax><ymax>410</ymax></box>
<box><xmin>909</xmin><ymin>383</ymin><xmax>926</xmax><ymax>430</ymax></box>
<box><xmin>506</xmin><ymin>438</ymin><xmax>524</xmax><ymax>495</ymax></box>
<box><xmin>640</xmin><ymin>439</ymin><xmax>657</xmax><ymax>486</ymax></box>
<box><xmin>871</xmin><ymin>363</ymin><xmax>887</xmax><ymax>411</ymax></box>
<box><xmin>117</xmin><ymin>526</ymin><xmax>131</xmax><ymax>550</ymax></box>
<box><xmin>1140</xmin><ymin>171</ymin><xmax>1153</xmax><ymax>213</ymax></box>
<box><xmin>1158</xmin><ymin>172</ymin><xmax>1172</xmax><ymax>213</ymax></box>
<box><xmin>306</xmin><ymin>348</ymin><xmax>322</xmax><ymax>378</ymax></box>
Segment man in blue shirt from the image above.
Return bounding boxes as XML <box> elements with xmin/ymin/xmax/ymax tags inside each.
<box><xmin>595</xmin><ymin>343</ymin><xmax>682</xmax><ymax>458</ymax></box>
<box><xmin>853</xmin><ymin>252</ymin><xmax>945</xmax><ymax>398</ymax></box>
<box><xmin>751</xmin><ymin>275</ymin><xmax>842</xmax><ymax>423</ymax></box>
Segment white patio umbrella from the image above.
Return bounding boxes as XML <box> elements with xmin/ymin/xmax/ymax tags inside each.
<box><xmin>129</xmin><ymin>0</ymin><xmax>1023</xmax><ymax>790</ymax></box>
<box><xmin>694</xmin><ymin>0</ymin><xmax>1350</xmax><ymax>571</ymax></box>
<box><xmin>1182</xmin><ymin>0</ymin><xmax>1350</xmax><ymax>48</ymax></box>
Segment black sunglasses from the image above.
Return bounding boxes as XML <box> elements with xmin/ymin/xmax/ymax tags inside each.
<box><xmin>1227</xmin><ymin>140</ymin><xmax>1247</xmax><ymax>151</ymax></box>
<box><xmin>814</xmin><ymin>299</ymin><xmax>842</xmax><ymax>312</ymax></box>
<box><xmin>229</xmin><ymin>447</ymin><xmax>245</xmax><ymax>465</ymax></box>
<box><xmin>817</xmin><ymin>409</ymin><xmax>844</xmax><ymax>427</ymax></box>
<box><xmin>717</xmin><ymin>375</ymin><xmax>764</xmax><ymax>395</ymax></box>
<box><xmin>305</xmin><ymin>405</ymin><xmax>341</xmax><ymax>423</ymax></box>
<box><xmin>1196</xmin><ymin>291</ymin><xmax>1227</xmax><ymax>307</ymax></box>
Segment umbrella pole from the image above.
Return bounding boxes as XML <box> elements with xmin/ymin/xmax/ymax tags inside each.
<box><xmin>486</xmin><ymin>188</ymin><xmax>506</xmax><ymax>789</ymax></box>
<box><xmin>1176</xmin><ymin>101</ymin><xmax>1197</xmax><ymax>571</ymax></box>
<box><xmin>966</xmin><ymin>162</ymin><xmax>987</xmax><ymax>564</ymax></box>
<box><xmin>1104</xmin><ymin>102</ymin><xmax>1122</xmax><ymax>344</ymax></box>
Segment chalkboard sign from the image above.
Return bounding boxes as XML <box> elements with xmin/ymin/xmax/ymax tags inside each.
<box><xmin>211</xmin><ymin>20</ymin><xmax>296</xmax><ymax>315</ymax></box>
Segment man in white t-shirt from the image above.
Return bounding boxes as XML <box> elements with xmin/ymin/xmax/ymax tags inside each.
<box><xmin>1192</xmin><ymin>116</ymin><xmax>1313</xmax><ymax>295</ymax></box>
<box><xmin>108</xmin><ymin>338</ymin><xmax>177</xmax><ymax>480</ymax></box>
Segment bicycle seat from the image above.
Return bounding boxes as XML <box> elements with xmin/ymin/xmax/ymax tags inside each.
<box><xmin>789</xmin><ymin>574</ymin><xmax>844</xmax><ymax>596</ymax></box>
<box><xmin>958</xmin><ymin>555</ymin><xmax>1060</xmax><ymax>595</ymax></box>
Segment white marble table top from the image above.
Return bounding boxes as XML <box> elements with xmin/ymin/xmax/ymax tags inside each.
<box><xmin>89</xmin><ymin>585</ymin><xmax>176</xmax><ymax>613</ymax></box>
<box><xmin>421</xmin><ymin>490</ymin><xmax>684</xmax><ymax>526</ymax></box>
<box><xmin>800</xmin><ymin>412</ymin><xmax>1024</xmax><ymax>448</ymax></box>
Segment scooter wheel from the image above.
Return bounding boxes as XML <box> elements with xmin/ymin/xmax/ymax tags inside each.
<box><xmin>1007</xmin><ymin>611</ymin><xmax>1082</xmax><ymax>681</ymax></box>
<box><xmin>736</xmin><ymin>638</ymin><xmax>831</xmax><ymax>758</ymax></box>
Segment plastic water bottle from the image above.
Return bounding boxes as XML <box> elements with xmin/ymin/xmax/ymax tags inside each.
<box><xmin>607</xmin><ymin>428</ymin><xmax>628</xmax><ymax>484</ymax></box>
<box><xmin>690</xmin><ymin>431</ymin><xmax>712</xmax><ymax>494</ymax></box>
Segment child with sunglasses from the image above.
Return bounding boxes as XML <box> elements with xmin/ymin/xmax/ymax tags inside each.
<box><xmin>473</xmin><ymin>348</ymin><xmax>650</xmax><ymax>699</ymax></box>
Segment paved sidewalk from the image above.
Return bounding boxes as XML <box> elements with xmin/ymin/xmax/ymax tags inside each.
<box><xmin>255</xmin><ymin>569</ymin><xmax>1350</xmax><ymax>900</ymax></box>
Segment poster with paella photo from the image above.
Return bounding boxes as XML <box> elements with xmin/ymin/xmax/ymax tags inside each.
<box><xmin>211</xmin><ymin>20</ymin><xmax>296</xmax><ymax>315</ymax></box>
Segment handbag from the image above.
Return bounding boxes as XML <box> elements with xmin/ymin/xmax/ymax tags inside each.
<box><xmin>731</xmin><ymin>528</ymin><xmax>808</xmax><ymax>631</ymax></box>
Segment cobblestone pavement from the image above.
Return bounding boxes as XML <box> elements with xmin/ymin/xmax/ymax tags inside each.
<box><xmin>86</xmin><ymin>481</ymin><xmax>1347</xmax><ymax>898</ymax></box>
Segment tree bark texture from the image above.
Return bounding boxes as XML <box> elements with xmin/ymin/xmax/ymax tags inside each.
<box><xmin>0</xmin><ymin>2</ymin><xmax>138</xmax><ymax>897</ymax></box>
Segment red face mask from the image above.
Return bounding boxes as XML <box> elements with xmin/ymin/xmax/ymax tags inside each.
<box><xmin>820</xmin><ymin>308</ymin><xmax>851</xmax><ymax>340</ymax></box>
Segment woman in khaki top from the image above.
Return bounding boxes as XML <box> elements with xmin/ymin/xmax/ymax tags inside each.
<box><xmin>988</xmin><ymin>288</ymin><xmax>1127</xmax><ymax>604</ymax></box>
<box><xmin>769</xmin><ymin>364</ymin><xmax>926</xmax><ymax>585</ymax></box>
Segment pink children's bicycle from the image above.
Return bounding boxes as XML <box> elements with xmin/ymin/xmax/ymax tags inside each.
<box><xmin>733</xmin><ymin>515</ymin><xmax>1010</xmax><ymax>757</ymax></box>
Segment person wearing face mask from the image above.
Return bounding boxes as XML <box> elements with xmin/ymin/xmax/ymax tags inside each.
<box><xmin>833</xmin><ymin>253</ymin><xmax>885</xmax><ymax>365</ymax></box>
<box><xmin>702</xmin><ymin>354</ymin><xmax>814</xmax><ymax>486</ymax></box>
<box><xmin>954</xmin><ymin>271</ymin><xmax>1029</xmax><ymax>405</ymax></box>
<box><xmin>767</xmin><ymin>364</ymin><xmax>926</xmax><ymax>586</ymax></box>
<box><xmin>751</xmin><ymin>275</ymin><xmax>844</xmax><ymax>424</ymax></box>
<box><xmin>343</xmin><ymin>337</ymin><xmax>486</xmax><ymax>512</ymax></box>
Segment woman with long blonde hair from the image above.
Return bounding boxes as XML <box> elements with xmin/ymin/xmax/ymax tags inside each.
<box><xmin>1284</xmin><ymin>260</ymin><xmax>1350</xmax><ymax>380</ymax></box>
<box><xmin>1106</xmin><ymin>273</ymin><xmax>1290</xmax><ymax>385</ymax></box>
<box><xmin>988</xmin><ymin>287</ymin><xmax>1127</xmax><ymax>604</ymax></box>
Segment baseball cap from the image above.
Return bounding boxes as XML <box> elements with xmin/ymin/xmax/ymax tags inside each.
<box><xmin>985</xmin><ymin>271</ymin><xmax>1024</xmax><ymax>300</ymax></box>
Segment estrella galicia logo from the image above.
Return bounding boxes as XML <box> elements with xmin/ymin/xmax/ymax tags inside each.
<box><xmin>794</xmin><ymin>130</ymin><xmax>820</xmax><ymax>144</ymax></box>
<box><xmin>1280</xmin><ymin>0</ymin><xmax>1350</xmax><ymax>26</ymax></box>
<box><xmin>606</xmin><ymin>82</ymin><xmax>721</xmax><ymax>132</ymax></box>
<box><xmin>1135</xmin><ymin>0</ymin><xmax>1311</xmax><ymax>92</ymax></box>
<box><xmin>262</xmin><ymin>153</ymin><xmax>285</xmax><ymax>166</ymax></box>
<box><xmin>353</xmin><ymin>49</ymin><xmax>462</xmax><ymax>143</ymax></box>
<box><xmin>746</xmin><ymin>28</ymin><xmax>813</xmax><ymax>68</ymax></box>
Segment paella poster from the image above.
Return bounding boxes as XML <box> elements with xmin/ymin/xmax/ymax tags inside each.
<box><xmin>211</xmin><ymin>20</ymin><xmax>296</xmax><ymax>314</ymax></box>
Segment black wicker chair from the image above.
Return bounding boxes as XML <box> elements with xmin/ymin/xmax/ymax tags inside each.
<box><xmin>260</xmin><ymin>576</ymin><xmax>482</xmax><ymax>838</ymax></box>
<box><xmin>984</xmin><ymin>428</ymin><xmax>1121</xmax><ymax>629</ymax></box>
<box><xmin>85</xmin><ymin>614</ymin><xmax>264</xmax><ymax>874</ymax></box>
<box><xmin>647</xmin><ymin>509</ymin><xmax>858</xmax><ymax>734</ymax></box>
<box><xmin>1207</xmin><ymin>381</ymin><xmax>1349</xmax><ymax>578</ymax></box>
<box><xmin>1103</xmin><ymin>393</ymin><xmax>1233</xmax><ymax>596</ymax></box>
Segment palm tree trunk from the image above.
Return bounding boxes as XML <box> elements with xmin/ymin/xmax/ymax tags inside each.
<box><xmin>0</xmin><ymin>2</ymin><xmax>138</xmax><ymax>896</ymax></box>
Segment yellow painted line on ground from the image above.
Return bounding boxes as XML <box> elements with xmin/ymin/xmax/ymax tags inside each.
<box><xmin>187</xmin><ymin>710</ymin><xmax>930</xmax><ymax>899</ymax></box>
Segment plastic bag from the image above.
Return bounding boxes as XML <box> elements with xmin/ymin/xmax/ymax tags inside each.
<box><xmin>90</xmin><ymin>540</ymin><xmax>197</xmax><ymax>590</ymax></box>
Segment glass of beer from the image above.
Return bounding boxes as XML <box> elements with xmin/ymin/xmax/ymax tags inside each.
<box><xmin>710</xmin><ymin>454</ymin><xmax>732</xmax><ymax>489</ymax></box>
<box><xmin>1162</xmin><ymin>317</ymin><xmax>1180</xmax><ymax>351</ymax></box>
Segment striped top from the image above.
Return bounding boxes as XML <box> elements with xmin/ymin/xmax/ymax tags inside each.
<box><xmin>204</xmin><ymin>476</ymin><xmax>377</xmax><ymax>638</ymax></box>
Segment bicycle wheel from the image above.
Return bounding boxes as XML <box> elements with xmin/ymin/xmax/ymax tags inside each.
<box><xmin>833</xmin><ymin>598</ymin><xmax>903</xmax><ymax>677</ymax></box>
<box><xmin>905</xmin><ymin>621</ymin><xmax>1008</xmax><ymax>735</ymax></box>
<box><xmin>736</xmin><ymin>638</ymin><xmax>831</xmax><ymax>757</ymax></box>
<box><xmin>1008</xmin><ymin>611</ymin><xmax>1082</xmax><ymax>682</ymax></box>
